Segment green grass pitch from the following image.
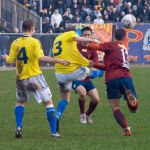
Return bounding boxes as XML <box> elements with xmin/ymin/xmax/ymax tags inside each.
<box><xmin>0</xmin><ymin>67</ymin><xmax>150</xmax><ymax>150</ymax></box>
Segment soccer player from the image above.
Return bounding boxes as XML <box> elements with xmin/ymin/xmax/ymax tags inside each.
<box><xmin>88</xmin><ymin>28</ymin><xmax>139</xmax><ymax>136</ymax></box>
<box><xmin>52</xmin><ymin>25</ymin><xmax>100</xmax><ymax>134</ymax></box>
<box><xmin>72</xmin><ymin>26</ymin><xmax>105</xmax><ymax>124</ymax></box>
<box><xmin>2</xmin><ymin>19</ymin><xmax>69</xmax><ymax>138</ymax></box>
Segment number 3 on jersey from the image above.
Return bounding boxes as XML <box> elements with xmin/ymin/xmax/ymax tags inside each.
<box><xmin>53</xmin><ymin>41</ymin><xmax>62</xmax><ymax>56</ymax></box>
<box><xmin>17</xmin><ymin>47</ymin><xmax>28</xmax><ymax>64</ymax></box>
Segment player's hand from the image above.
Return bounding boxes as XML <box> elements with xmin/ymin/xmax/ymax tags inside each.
<box><xmin>59</xmin><ymin>59</ymin><xmax>70</xmax><ymax>66</ymax></box>
<box><xmin>1</xmin><ymin>55</ymin><xmax>8</xmax><ymax>61</ymax></box>
<box><xmin>89</xmin><ymin>60</ymin><xmax>94</xmax><ymax>66</ymax></box>
<box><xmin>93</xmin><ymin>39</ymin><xmax>100</xmax><ymax>44</ymax></box>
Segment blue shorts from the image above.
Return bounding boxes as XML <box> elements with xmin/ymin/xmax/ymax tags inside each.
<box><xmin>72</xmin><ymin>80</ymin><xmax>95</xmax><ymax>92</ymax></box>
<box><xmin>106</xmin><ymin>77</ymin><xmax>137</xmax><ymax>100</ymax></box>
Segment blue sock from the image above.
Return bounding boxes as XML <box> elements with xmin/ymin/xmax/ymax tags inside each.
<box><xmin>90</xmin><ymin>69</ymin><xmax>104</xmax><ymax>79</ymax></box>
<box><xmin>97</xmin><ymin>69</ymin><xmax>104</xmax><ymax>77</ymax></box>
<box><xmin>46</xmin><ymin>107</ymin><xmax>56</xmax><ymax>134</ymax></box>
<box><xmin>15</xmin><ymin>105</ymin><xmax>24</xmax><ymax>129</ymax></box>
<box><xmin>56</xmin><ymin>99</ymin><xmax>69</xmax><ymax>120</ymax></box>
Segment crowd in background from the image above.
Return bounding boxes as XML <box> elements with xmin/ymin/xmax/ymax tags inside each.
<box><xmin>16</xmin><ymin>0</ymin><xmax>150</xmax><ymax>33</ymax></box>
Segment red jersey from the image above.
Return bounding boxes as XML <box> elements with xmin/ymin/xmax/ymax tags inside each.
<box><xmin>99</xmin><ymin>41</ymin><xmax>131</xmax><ymax>83</ymax></box>
<box><xmin>77</xmin><ymin>43</ymin><xmax>99</xmax><ymax>63</ymax></box>
<box><xmin>77</xmin><ymin>43</ymin><xmax>103</xmax><ymax>81</ymax></box>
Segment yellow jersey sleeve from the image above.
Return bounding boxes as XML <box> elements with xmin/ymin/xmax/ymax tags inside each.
<box><xmin>33</xmin><ymin>39</ymin><xmax>44</xmax><ymax>59</ymax></box>
<box><xmin>66</xmin><ymin>31</ymin><xmax>78</xmax><ymax>42</ymax></box>
<box><xmin>6</xmin><ymin>41</ymin><xmax>18</xmax><ymax>64</ymax></box>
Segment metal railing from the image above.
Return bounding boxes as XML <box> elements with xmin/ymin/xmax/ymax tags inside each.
<box><xmin>0</xmin><ymin>0</ymin><xmax>42</xmax><ymax>33</ymax></box>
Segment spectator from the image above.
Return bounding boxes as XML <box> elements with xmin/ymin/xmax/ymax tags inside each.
<box><xmin>66</xmin><ymin>8</ymin><xmax>73</xmax><ymax>20</ymax></box>
<box><xmin>51</xmin><ymin>9</ymin><xmax>62</xmax><ymax>28</ymax></box>
<box><xmin>85</xmin><ymin>15</ymin><xmax>92</xmax><ymax>24</ymax></box>
<box><xmin>9</xmin><ymin>0</ymin><xmax>150</xmax><ymax>33</ymax></box>
<box><xmin>42</xmin><ymin>17</ymin><xmax>51</xmax><ymax>33</ymax></box>
<box><xmin>93</xmin><ymin>14</ymin><xmax>104</xmax><ymax>24</ymax></box>
<box><xmin>65</xmin><ymin>0</ymin><xmax>72</xmax><ymax>8</ymax></box>
<box><xmin>13</xmin><ymin>27</ymin><xmax>19</xmax><ymax>33</ymax></box>
<box><xmin>132</xmin><ymin>5</ymin><xmax>138</xmax><ymax>18</ymax></box>
<box><xmin>72</xmin><ymin>16</ymin><xmax>82</xmax><ymax>23</ymax></box>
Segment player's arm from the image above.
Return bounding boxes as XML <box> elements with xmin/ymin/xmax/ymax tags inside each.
<box><xmin>87</xmin><ymin>42</ymin><xmax>112</xmax><ymax>52</ymax></box>
<box><xmin>34</xmin><ymin>39</ymin><xmax>70</xmax><ymax>66</ymax></box>
<box><xmin>39</xmin><ymin>56</ymin><xmax>70</xmax><ymax>66</ymax></box>
<box><xmin>90</xmin><ymin>51</ymin><xmax>105</xmax><ymax>70</ymax></box>
<box><xmin>88</xmin><ymin>47</ymin><xmax>105</xmax><ymax>70</ymax></box>
<box><xmin>67</xmin><ymin>31</ymin><xmax>99</xmax><ymax>44</ymax></box>
<box><xmin>73</xmin><ymin>36</ymin><xmax>100</xmax><ymax>44</ymax></box>
<box><xmin>2</xmin><ymin>41</ymin><xmax>17</xmax><ymax>64</ymax></box>
<box><xmin>90</xmin><ymin>61</ymin><xmax>105</xmax><ymax>70</ymax></box>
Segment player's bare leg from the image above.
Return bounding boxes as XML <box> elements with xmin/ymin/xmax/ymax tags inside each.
<box><xmin>86</xmin><ymin>88</ymin><xmax>100</xmax><ymax>123</ymax></box>
<box><xmin>76</xmin><ymin>86</ymin><xmax>87</xmax><ymax>123</ymax></box>
<box><xmin>109</xmin><ymin>99</ymin><xmax>131</xmax><ymax>136</ymax></box>
<box><xmin>125</xmin><ymin>90</ymin><xmax>139</xmax><ymax>113</ymax></box>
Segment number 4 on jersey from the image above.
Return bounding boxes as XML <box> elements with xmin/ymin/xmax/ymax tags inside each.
<box><xmin>17</xmin><ymin>47</ymin><xmax>28</xmax><ymax>64</ymax></box>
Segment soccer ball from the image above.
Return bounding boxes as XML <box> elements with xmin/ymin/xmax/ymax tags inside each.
<box><xmin>121</xmin><ymin>14</ymin><xmax>136</xmax><ymax>28</ymax></box>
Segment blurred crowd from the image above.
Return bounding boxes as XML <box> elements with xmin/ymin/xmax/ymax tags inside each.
<box><xmin>16</xmin><ymin>0</ymin><xmax>150</xmax><ymax>33</ymax></box>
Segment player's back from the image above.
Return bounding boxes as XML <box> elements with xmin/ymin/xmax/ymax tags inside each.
<box><xmin>99</xmin><ymin>41</ymin><xmax>131</xmax><ymax>82</ymax></box>
<box><xmin>52</xmin><ymin>31</ymin><xmax>89</xmax><ymax>74</ymax></box>
<box><xmin>10</xmin><ymin>36</ymin><xmax>43</xmax><ymax>80</ymax></box>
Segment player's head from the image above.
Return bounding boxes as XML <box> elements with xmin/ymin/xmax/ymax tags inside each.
<box><xmin>81</xmin><ymin>26</ymin><xmax>92</xmax><ymax>37</ymax></box>
<box><xmin>65</xmin><ymin>24</ymin><xmax>76</xmax><ymax>32</ymax></box>
<box><xmin>114</xmin><ymin>28</ymin><xmax>126</xmax><ymax>41</ymax></box>
<box><xmin>22</xmin><ymin>19</ymin><xmax>35</xmax><ymax>33</ymax></box>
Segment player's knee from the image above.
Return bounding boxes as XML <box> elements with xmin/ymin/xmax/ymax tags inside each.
<box><xmin>92</xmin><ymin>98</ymin><xmax>100</xmax><ymax>104</ymax></box>
<box><xmin>112</xmin><ymin>106</ymin><xmax>120</xmax><ymax>112</ymax></box>
<box><xmin>60</xmin><ymin>86</ymin><xmax>70</xmax><ymax>93</ymax></box>
<box><xmin>79</xmin><ymin>93</ymin><xmax>86</xmax><ymax>99</ymax></box>
<box><xmin>16</xmin><ymin>101</ymin><xmax>26</xmax><ymax>106</ymax></box>
<box><xmin>127</xmin><ymin>100</ymin><xmax>139</xmax><ymax>113</ymax></box>
<box><xmin>96</xmin><ymin>98</ymin><xmax>100</xmax><ymax>103</ymax></box>
<box><xmin>44</xmin><ymin>100</ymin><xmax>54</xmax><ymax>107</ymax></box>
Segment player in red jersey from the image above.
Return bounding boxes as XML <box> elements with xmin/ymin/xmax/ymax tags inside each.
<box><xmin>72</xmin><ymin>26</ymin><xmax>105</xmax><ymax>123</ymax></box>
<box><xmin>88</xmin><ymin>28</ymin><xmax>139</xmax><ymax>136</ymax></box>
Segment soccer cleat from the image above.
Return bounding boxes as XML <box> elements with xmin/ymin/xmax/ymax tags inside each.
<box><xmin>126</xmin><ymin>90</ymin><xmax>138</xmax><ymax>107</ymax></box>
<box><xmin>86</xmin><ymin>115</ymin><xmax>93</xmax><ymax>124</ymax></box>
<box><xmin>15</xmin><ymin>127</ymin><xmax>22</xmax><ymax>138</ymax></box>
<box><xmin>51</xmin><ymin>132</ymin><xmax>61</xmax><ymax>138</ymax></box>
<box><xmin>80</xmin><ymin>114</ymin><xmax>87</xmax><ymax>124</ymax></box>
<box><xmin>123</xmin><ymin>127</ymin><xmax>132</xmax><ymax>136</ymax></box>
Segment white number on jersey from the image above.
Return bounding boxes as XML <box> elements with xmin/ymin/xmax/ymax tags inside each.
<box><xmin>120</xmin><ymin>48</ymin><xmax>129</xmax><ymax>69</ymax></box>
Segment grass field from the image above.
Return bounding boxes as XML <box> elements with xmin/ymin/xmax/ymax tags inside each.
<box><xmin>0</xmin><ymin>67</ymin><xmax>150</xmax><ymax>150</ymax></box>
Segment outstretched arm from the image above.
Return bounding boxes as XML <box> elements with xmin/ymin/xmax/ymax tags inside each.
<box><xmin>39</xmin><ymin>56</ymin><xmax>70</xmax><ymax>66</ymax></box>
<box><xmin>73</xmin><ymin>36</ymin><xmax>100</xmax><ymax>43</ymax></box>
<box><xmin>90</xmin><ymin>60</ymin><xmax>105</xmax><ymax>70</ymax></box>
<box><xmin>87</xmin><ymin>43</ymin><xmax>101</xmax><ymax>51</ymax></box>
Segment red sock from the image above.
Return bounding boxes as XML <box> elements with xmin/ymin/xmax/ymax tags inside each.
<box><xmin>86</xmin><ymin>101</ymin><xmax>98</xmax><ymax>116</ymax></box>
<box><xmin>78</xmin><ymin>98</ymin><xmax>86</xmax><ymax>114</ymax></box>
<box><xmin>113</xmin><ymin>109</ymin><xmax>128</xmax><ymax>129</ymax></box>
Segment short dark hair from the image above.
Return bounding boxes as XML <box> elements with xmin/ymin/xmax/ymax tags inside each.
<box><xmin>114</xmin><ymin>28</ymin><xmax>126</xmax><ymax>41</ymax></box>
<box><xmin>22</xmin><ymin>19</ymin><xmax>35</xmax><ymax>32</ymax></box>
<box><xmin>65</xmin><ymin>24</ymin><xmax>76</xmax><ymax>32</ymax></box>
<box><xmin>81</xmin><ymin>26</ymin><xmax>92</xmax><ymax>34</ymax></box>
